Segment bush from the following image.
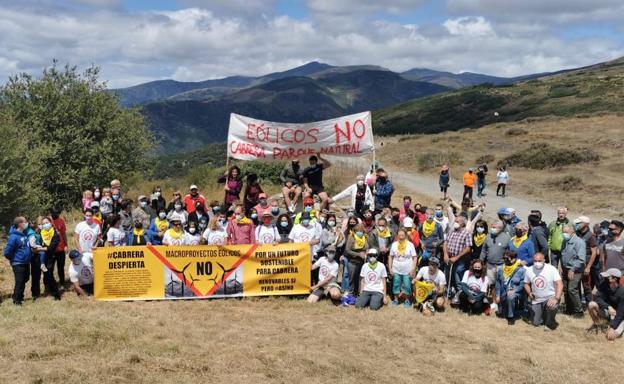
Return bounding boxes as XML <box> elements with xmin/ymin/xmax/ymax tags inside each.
<box><xmin>547</xmin><ymin>175</ymin><xmax>583</xmax><ymax>192</ymax></box>
<box><xmin>476</xmin><ymin>154</ymin><xmax>495</xmax><ymax>164</ymax></box>
<box><xmin>417</xmin><ymin>151</ymin><xmax>463</xmax><ymax>171</ymax></box>
<box><xmin>498</xmin><ymin>144</ymin><xmax>599</xmax><ymax>170</ymax></box>
<box><xmin>548</xmin><ymin>85</ymin><xmax>579</xmax><ymax>98</ymax></box>
<box><xmin>505</xmin><ymin>127</ymin><xmax>528</xmax><ymax>136</ymax></box>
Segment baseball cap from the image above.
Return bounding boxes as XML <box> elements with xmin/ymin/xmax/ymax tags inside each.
<box><xmin>303</xmin><ymin>197</ymin><xmax>314</xmax><ymax>205</ymax></box>
<box><xmin>262</xmin><ymin>211</ymin><xmax>272</xmax><ymax>217</ymax></box>
<box><xmin>190</xmin><ymin>184</ymin><xmax>198</xmax><ymax>190</ymax></box>
<box><xmin>429</xmin><ymin>256</ymin><xmax>440</xmax><ymax>266</ymax></box>
<box><xmin>69</xmin><ymin>250</ymin><xmax>82</xmax><ymax>259</ymax></box>
<box><xmin>403</xmin><ymin>217</ymin><xmax>414</xmax><ymax>228</ymax></box>
<box><xmin>574</xmin><ymin>216</ymin><xmax>591</xmax><ymax>224</ymax></box>
<box><xmin>367</xmin><ymin>248</ymin><xmax>378</xmax><ymax>255</ymax></box>
<box><xmin>601</xmin><ymin>268</ymin><xmax>622</xmax><ymax>279</ymax></box>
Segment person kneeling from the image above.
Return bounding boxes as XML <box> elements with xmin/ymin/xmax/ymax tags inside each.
<box><xmin>587</xmin><ymin>268</ymin><xmax>624</xmax><ymax>341</ymax></box>
<box><xmin>495</xmin><ymin>250</ymin><xmax>526</xmax><ymax>325</ymax></box>
<box><xmin>68</xmin><ymin>250</ymin><xmax>93</xmax><ymax>297</ymax></box>
<box><xmin>308</xmin><ymin>246</ymin><xmax>341</xmax><ymax>303</ymax></box>
<box><xmin>414</xmin><ymin>256</ymin><xmax>447</xmax><ymax>316</ymax></box>
<box><xmin>524</xmin><ymin>252</ymin><xmax>562</xmax><ymax>331</ymax></box>
<box><xmin>355</xmin><ymin>249</ymin><xmax>388</xmax><ymax>310</ymax></box>
<box><xmin>459</xmin><ymin>259</ymin><xmax>489</xmax><ymax>315</ymax></box>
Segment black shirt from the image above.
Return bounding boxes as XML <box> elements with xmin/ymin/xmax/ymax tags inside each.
<box><xmin>595</xmin><ymin>281</ymin><xmax>624</xmax><ymax>329</ymax></box>
<box><xmin>301</xmin><ymin>164</ymin><xmax>324</xmax><ymax>189</ymax></box>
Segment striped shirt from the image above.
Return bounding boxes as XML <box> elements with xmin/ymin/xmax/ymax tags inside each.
<box><xmin>447</xmin><ymin>229</ymin><xmax>472</xmax><ymax>258</ymax></box>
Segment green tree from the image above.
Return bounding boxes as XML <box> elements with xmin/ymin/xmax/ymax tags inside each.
<box><xmin>0</xmin><ymin>61</ymin><xmax>155</xmax><ymax>225</ymax></box>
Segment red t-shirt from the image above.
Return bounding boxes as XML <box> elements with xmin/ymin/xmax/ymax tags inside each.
<box><xmin>184</xmin><ymin>194</ymin><xmax>206</xmax><ymax>213</ymax></box>
<box><xmin>52</xmin><ymin>217</ymin><xmax>67</xmax><ymax>252</ymax></box>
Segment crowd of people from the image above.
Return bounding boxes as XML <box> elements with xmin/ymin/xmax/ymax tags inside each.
<box><xmin>3</xmin><ymin>157</ymin><xmax>624</xmax><ymax>341</ymax></box>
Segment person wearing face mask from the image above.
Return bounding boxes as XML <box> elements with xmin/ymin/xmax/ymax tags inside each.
<box><xmin>110</xmin><ymin>179</ymin><xmax>123</xmax><ymax>198</ymax></box>
<box><xmin>369</xmin><ymin>217</ymin><xmax>393</xmax><ymax>267</ymax></box>
<box><xmin>574</xmin><ymin>216</ymin><xmax>599</xmax><ymax>304</ymax></box>
<box><xmin>132</xmin><ymin>195</ymin><xmax>153</xmax><ymax>229</ymax></box>
<box><xmin>355</xmin><ymin>249</ymin><xmax>388</xmax><ymax>310</ymax></box>
<box><xmin>433</xmin><ymin>203</ymin><xmax>450</xmax><ymax>237</ymax></box>
<box><xmin>48</xmin><ymin>207</ymin><xmax>68</xmax><ymax>286</ymax></box>
<box><xmin>167</xmin><ymin>199</ymin><xmax>188</xmax><ymax>226</ymax></box>
<box><xmin>127</xmin><ymin>220</ymin><xmax>153</xmax><ymax>246</ymax></box>
<box><xmin>528</xmin><ymin>213</ymin><xmax>549</xmax><ymax>262</ymax></box>
<box><xmin>388</xmin><ymin>229</ymin><xmax>418</xmax><ymax>307</ymax></box>
<box><xmin>280</xmin><ymin>159</ymin><xmax>303</xmax><ymax>214</ymax></box>
<box><xmin>508</xmin><ymin>222</ymin><xmax>535</xmax><ymax>267</ymax></box>
<box><xmin>151</xmin><ymin>186</ymin><xmax>167</xmax><ymax>212</ymax></box>
<box><xmin>413</xmin><ymin>204</ymin><xmax>427</xmax><ymax>226</ymax></box>
<box><xmin>596</xmin><ymin>220</ymin><xmax>610</xmax><ymax>248</ymax></box>
<box><xmin>587</xmin><ymin>269</ymin><xmax>624</xmax><ymax>340</ymax></box>
<box><xmin>149</xmin><ymin>208</ymin><xmax>170</xmax><ymax>246</ymax></box>
<box><xmin>458</xmin><ymin>259</ymin><xmax>489</xmax><ymax>314</ymax></box>
<box><xmin>524</xmin><ymin>252</ymin><xmax>563</xmax><ymax>331</ymax></box>
<box><xmin>40</xmin><ymin>217</ymin><xmax>62</xmax><ymax>300</ymax></box>
<box><xmin>300</xmin><ymin>154</ymin><xmax>332</xmax><ymax>211</ymax></box>
<box><xmin>414</xmin><ymin>256</ymin><xmax>447</xmax><ymax>315</ymax></box>
<box><xmin>248</xmin><ymin>208</ymin><xmax>260</xmax><ymax>226</ymax></box>
<box><xmin>27</xmin><ymin>217</ymin><xmax>47</xmax><ymax>299</ymax></box>
<box><xmin>439</xmin><ymin>164</ymin><xmax>450</xmax><ymax>200</ymax></box>
<box><xmin>480</xmin><ymin>220</ymin><xmax>511</xmax><ymax>301</ymax></box>
<box><xmin>462</xmin><ymin>168</ymin><xmax>477</xmax><ymax>202</ymax></box>
<box><xmin>73</xmin><ymin>209</ymin><xmax>101</xmax><ymax>267</ymax></box>
<box><xmin>560</xmin><ymin>225</ymin><xmax>586</xmax><ymax>317</ymax></box>
<box><xmin>447</xmin><ymin>198</ymin><xmax>483</xmax><ymax>233</ymax></box>
<box><xmin>110</xmin><ymin>188</ymin><xmax>123</xmax><ymax>214</ymax></box>
<box><xmin>253</xmin><ymin>193</ymin><xmax>272</xmax><ymax>217</ymax></box>
<box><xmin>320</xmin><ymin>213</ymin><xmax>345</xmax><ymax>249</ymax></box>
<box><xmin>402</xmin><ymin>217</ymin><xmax>421</xmax><ymax>251</ymax></box>
<box><xmin>68</xmin><ymin>250</ymin><xmax>94</xmax><ymax>297</ymax></box>
<box><xmin>443</xmin><ymin>216</ymin><xmax>473</xmax><ymax>303</ymax></box>
<box><xmin>226</xmin><ymin>204</ymin><xmax>256</xmax><ymax>245</ymax></box>
<box><xmin>289</xmin><ymin>212</ymin><xmax>321</xmax><ymax>258</ymax></box>
<box><xmin>106</xmin><ymin>214</ymin><xmax>127</xmax><ymax>247</ymax></box>
<box><xmin>495</xmin><ymin>250</ymin><xmax>526</xmax><ymax>325</ymax></box>
<box><xmin>294</xmin><ymin>197</ymin><xmax>319</xmax><ymax>225</ymax></box>
<box><xmin>308</xmin><ymin>245</ymin><xmax>342</xmax><ymax>303</ymax></box>
<box><xmin>373</xmin><ymin>168</ymin><xmax>394</xmax><ymax>213</ymax></box>
<box><xmin>162</xmin><ymin>216</ymin><xmax>186</xmax><ymax>246</ymax></box>
<box><xmin>255</xmin><ymin>213</ymin><xmax>279</xmax><ymax>245</ymax></box>
<box><xmin>329</xmin><ymin>174</ymin><xmax>374</xmax><ymax>217</ymax></box>
<box><xmin>548</xmin><ymin>207</ymin><xmax>570</xmax><ymax>269</ymax></box>
<box><xmin>341</xmin><ymin>208</ymin><xmax>362</xmax><ymax>234</ymax></box>
<box><xmin>361</xmin><ymin>209</ymin><xmax>376</xmax><ymax>234</ymax></box>
<box><xmin>344</xmin><ymin>223</ymin><xmax>370</xmax><ymax>295</ymax></box>
<box><xmin>99</xmin><ymin>188</ymin><xmax>113</xmax><ymax>216</ymax></box>
<box><xmin>418</xmin><ymin>209</ymin><xmax>446</xmax><ymax>266</ymax></box>
<box><xmin>601</xmin><ymin>220</ymin><xmax>624</xmax><ymax>280</ymax></box>
<box><xmin>399</xmin><ymin>196</ymin><xmax>415</xmax><ymax>222</ymax></box>
<box><xmin>276</xmin><ymin>214</ymin><xmax>293</xmax><ymax>244</ymax></box>
<box><xmin>118</xmin><ymin>201</ymin><xmax>134</xmax><ymax>240</ymax></box>
<box><xmin>4</xmin><ymin>217</ymin><xmax>34</xmax><ymax>305</ymax></box>
<box><xmin>202</xmin><ymin>216</ymin><xmax>228</xmax><ymax>245</ymax></box>
<box><xmin>184</xmin><ymin>221</ymin><xmax>201</xmax><ymax>246</ymax></box>
<box><xmin>243</xmin><ymin>173</ymin><xmax>264</xmax><ymax>214</ymax></box>
<box><xmin>90</xmin><ymin>201</ymin><xmax>103</xmax><ymax>228</ymax></box>
<box><xmin>471</xmin><ymin>219</ymin><xmax>489</xmax><ymax>262</ymax></box>
<box><xmin>183</xmin><ymin>185</ymin><xmax>207</xmax><ymax>214</ymax></box>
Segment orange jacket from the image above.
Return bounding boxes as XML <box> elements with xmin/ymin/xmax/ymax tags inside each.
<box><xmin>463</xmin><ymin>172</ymin><xmax>477</xmax><ymax>187</ymax></box>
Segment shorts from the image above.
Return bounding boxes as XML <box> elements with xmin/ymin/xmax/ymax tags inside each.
<box><xmin>312</xmin><ymin>282</ymin><xmax>341</xmax><ymax>297</ymax></box>
<box><xmin>310</xmin><ymin>185</ymin><xmax>325</xmax><ymax>195</ymax></box>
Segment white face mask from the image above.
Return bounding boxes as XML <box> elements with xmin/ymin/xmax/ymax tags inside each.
<box><xmin>94</xmin><ymin>191</ymin><xmax>100</xmax><ymax>198</ymax></box>
<box><xmin>534</xmin><ymin>261</ymin><xmax>545</xmax><ymax>270</ymax></box>
<box><xmin>189</xmin><ymin>227</ymin><xmax>196</xmax><ymax>234</ymax></box>
<box><xmin>158</xmin><ymin>212</ymin><xmax>167</xmax><ymax>219</ymax></box>
<box><xmin>453</xmin><ymin>222</ymin><xmax>461</xmax><ymax>230</ymax></box>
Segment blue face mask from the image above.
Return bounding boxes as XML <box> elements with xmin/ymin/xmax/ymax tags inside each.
<box><xmin>355</xmin><ymin>231</ymin><xmax>364</xmax><ymax>237</ymax></box>
<box><xmin>42</xmin><ymin>223</ymin><xmax>52</xmax><ymax>231</ymax></box>
<box><xmin>563</xmin><ymin>233</ymin><xmax>571</xmax><ymax>241</ymax></box>
<box><xmin>490</xmin><ymin>228</ymin><xmax>499</xmax><ymax>236</ymax></box>
<box><xmin>280</xmin><ymin>221</ymin><xmax>289</xmax><ymax>228</ymax></box>
<box><xmin>271</xmin><ymin>208</ymin><xmax>280</xmax><ymax>215</ymax></box>
<box><xmin>304</xmin><ymin>206</ymin><xmax>313</xmax><ymax>212</ymax></box>
<box><xmin>301</xmin><ymin>219</ymin><xmax>310</xmax><ymax>226</ymax></box>
<box><xmin>435</xmin><ymin>210</ymin><xmax>443</xmax><ymax>218</ymax></box>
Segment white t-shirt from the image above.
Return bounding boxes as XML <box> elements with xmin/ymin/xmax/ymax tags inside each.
<box><xmin>524</xmin><ymin>264</ymin><xmax>561</xmax><ymax>304</ymax></box>
<box><xmin>435</xmin><ymin>216</ymin><xmax>450</xmax><ymax>236</ymax></box>
<box><xmin>314</xmin><ymin>257</ymin><xmax>339</xmax><ymax>284</ymax></box>
<box><xmin>497</xmin><ymin>171</ymin><xmax>509</xmax><ymax>184</ymax></box>
<box><xmin>163</xmin><ymin>229</ymin><xmax>185</xmax><ymax>246</ymax></box>
<box><xmin>416</xmin><ymin>266</ymin><xmax>446</xmax><ymax>287</ymax></box>
<box><xmin>184</xmin><ymin>232</ymin><xmax>201</xmax><ymax>246</ymax></box>
<box><xmin>106</xmin><ymin>227</ymin><xmax>126</xmax><ymax>246</ymax></box>
<box><xmin>288</xmin><ymin>224</ymin><xmax>320</xmax><ymax>254</ymax></box>
<box><xmin>359</xmin><ymin>262</ymin><xmax>388</xmax><ymax>293</ymax></box>
<box><xmin>69</xmin><ymin>257</ymin><xmax>94</xmax><ymax>286</ymax></box>
<box><xmin>255</xmin><ymin>225</ymin><xmax>279</xmax><ymax>245</ymax></box>
<box><xmin>75</xmin><ymin>221</ymin><xmax>100</xmax><ymax>253</ymax></box>
<box><xmin>461</xmin><ymin>271</ymin><xmax>489</xmax><ymax>294</ymax></box>
<box><xmin>202</xmin><ymin>228</ymin><xmax>228</xmax><ymax>245</ymax></box>
<box><xmin>389</xmin><ymin>241</ymin><xmax>417</xmax><ymax>275</ymax></box>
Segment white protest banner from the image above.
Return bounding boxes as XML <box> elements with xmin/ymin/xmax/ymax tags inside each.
<box><xmin>227</xmin><ymin>112</ymin><xmax>375</xmax><ymax>161</ymax></box>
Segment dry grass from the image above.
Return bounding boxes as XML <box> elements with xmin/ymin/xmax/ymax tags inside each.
<box><xmin>377</xmin><ymin>114</ymin><xmax>624</xmax><ymax>218</ymax></box>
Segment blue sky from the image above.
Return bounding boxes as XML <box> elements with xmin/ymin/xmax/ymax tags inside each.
<box><xmin>0</xmin><ymin>0</ymin><xmax>622</xmax><ymax>87</ymax></box>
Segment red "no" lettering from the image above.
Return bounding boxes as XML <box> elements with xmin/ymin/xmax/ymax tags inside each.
<box><xmin>334</xmin><ymin>119</ymin><xmax>366</xmax><ymax>144</ymax></box>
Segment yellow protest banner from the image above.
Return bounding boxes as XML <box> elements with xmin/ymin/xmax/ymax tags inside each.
<box><xmin>414</xmin><ymin>280</ymin><xmax>435</xmax><ymax>303</ymax></box>
<box><xmin>93</xmin><ymin>243</ymin><xmax>311</xmax><ymax>301</ymax></box>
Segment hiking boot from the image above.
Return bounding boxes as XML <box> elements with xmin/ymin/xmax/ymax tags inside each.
<box><xmin>507</xmin><ymin>318</ymin><xmax>516</xmax><ymax>325</ymax></box>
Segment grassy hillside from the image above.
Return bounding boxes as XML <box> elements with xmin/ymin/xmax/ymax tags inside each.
<box><xmin>374</xmin><ymin>57</ymin><xmax>624</xmax><ymax>136</ymax></box>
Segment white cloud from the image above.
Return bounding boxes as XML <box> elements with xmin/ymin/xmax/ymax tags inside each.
<box><xmin>444</xmin><ymin>16</ymin><xmax>493</xmax><ymax>37</ymax></box>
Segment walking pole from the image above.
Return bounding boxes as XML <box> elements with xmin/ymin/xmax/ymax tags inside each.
<box><xmin>446</xmin><ymin>262</ymin><xmax>454</xmax><ymax>299</ymax></box>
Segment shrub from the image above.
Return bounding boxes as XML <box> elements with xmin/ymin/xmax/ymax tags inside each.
<box><xmin>498</xmin><ymin>144</ymin><xmax>599</xmax><ymax>170</ymax></box>
<box><xmin>548</xmin><ymin>85</ymin><xmax>579</xmax><ymax>98</ymax></box>
<box><xmin>417</xmin><ymin>151</ymin><xmax>463</xmax><ymax>171</ymax></box>
<box><xmin>547</xmin><ymin>175</ymin><xmax>583</xmax><ymax>192</ymax></box>
<box><xmin>476</xmin><ymin>154</ymin><xmax>495</xmax><ymax>164</ymax></box>
<box><xmin>505</xmin><ymin>127</ymin><xmax>528</xmax><ymax>136</ymax></box>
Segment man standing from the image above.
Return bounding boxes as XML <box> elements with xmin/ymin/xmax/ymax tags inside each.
<box><xmin>462</xmin><ymin>168</ymin><xmax>477</xmax><ymax>202</ymax></box>
<box><xmin>330</xmin><ymin>174</ymin><xmax>373</xmax><ymax>216</ymax></box>
<box><xmin>73</xmin><ymin>209</ymin><xmax>102</xmax><ymax>267</ymax></box>
<box><xmin>373</xmin><ymin>168</ymin><xmax>394</xmax><ymax>213</ymax></box>
<box><xmin>481</xmin><ymin>220</ymin><xmax>511</xmax><ymax>298</ymax></box>
<box><xmin>49</xmin><ymin>207</ymin><xmax>68</xmax><ymax>285</ymax></box>
<box><xmin>132</xmin><ymin>195</ymin><xmax>153</xmax><ymax>229</ymax></box>
<box><xmin>443</xmin><ymin>216</ymin><xmax>472</xmax><ymax>301</ymax></box>
<box><xmin>561</xmin><ymin>225</ymin><xmax>586</xmax><ymax>317</ymax></box>
<box><xmin>602</xmin><ymin>220</ymin><xmax>624</xmax><ymax>278</ymax></box>
<box><xmin>280</xmin><ymin>159</ymin><xmax>302</xmax><ymax>213</ymax></box>
<box><xmin>476</xmin><ymin>163</ymin><xmax>488</xmax><ymax>198</ymax></box>
<box><xmin>575</xmin><ymin>216</ymin><xmax>598</xmax><ymax>303</ymax></box>
<box><xmin>524</xmin><ymin>253</ymin><xmax>563</xmax><ymax>331</ymax></box>
<box><xmin>548</xmin><ymin>207</ymin><xmax>570</xmax><ymax>269</ymax></box>
<box><xmin>301</xmin><ymin>154</ymin><xmax>331</xmax><ymax>211</ymax></box>
<box><xmin>183</xmin><ymin>185</ymin><xmax>206</xmax><ymax>214</ymax></box>
<box><xmin>3</xmin><ymin>217</ymin><xmax>32</xmax><ymax>305</ymax></box>
<box><xmin>587</xmin><ymin>269</ymin><xmax>624</xmax><ymax>341</ymax></box>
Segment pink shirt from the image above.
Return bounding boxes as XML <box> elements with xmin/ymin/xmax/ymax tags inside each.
<box><xmin>226</xmin><ymin>220</ymin><xmax>256</xmax><ymax>245</ymax></box>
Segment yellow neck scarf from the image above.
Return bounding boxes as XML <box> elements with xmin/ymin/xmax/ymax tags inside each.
<box><xmin>377</xmin><ymin>227</ymin><xmax>391</xmax><ymax>238</ymax></box>
<box><xmin>512</xmin><ymin>233</ymin><xmax>528</xmax><ymax>249</ymax></box>
<box><xmin>133</xmin><ymin>228</ymin><xmax>145</xmax><ymax>236</ymax></box>
<box><xmin>422</xmin><ymin>220</ymin><xmax>436</xmax><ymax>238</ymax></box>
<box><xmin>237</xmin><ymin>217</ymin><xmax>252</xmax><ymax>225</ymax></box>
<box><xmin>41</xmin><ymin>227</ymin><xmax>55</xmax><ymax>246</ymax></box>
<box><xmin>155</xmin><ymin>217</ymin><xmax>169</xmax><ymax>232</ymax></box>
<box><xmin>354</xmin><ymin>233</ymin><xmax>367</xmax><ymax>249</ymax></box>
<box><xmin>166</xmin><ymin>228</ymin><xmax>184</xmax><ymax>240</ymax></box>
<box><xmin>503</xmin><ymin>260</ymin><xmax>521</xmax><ymax>280</ymax></box>
<box><xmin>473</xmin><ymin>233</ymin><xmax>487</xmax><ymax>247</ymax></box>
<box><xmin>397</xmin><ymin>239</ymin><xmax>408</xmax><ymax>255</ymax></box>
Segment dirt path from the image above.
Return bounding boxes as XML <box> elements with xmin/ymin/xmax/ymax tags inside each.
<box><xmin>332</xmin><ymin>156</ymin><xmax>596</xmax><ymax>224</ymax></box>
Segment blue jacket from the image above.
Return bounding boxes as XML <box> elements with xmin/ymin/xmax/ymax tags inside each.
<box><xmin>508</xmin><ymin>238</ymin><xmax>535</xmax><ymax>266</ymax></box>
<box><xmin>126</xmin><ymin>230</ymin><xmax>155</xmax><ymax>246</ymax></box>
<box><xmin>148</xmin><ymin>218</ymin><xmax>168</xmax><ymax>246</ymax></box>
<box><xmin>495</xmin><ymin>263</ymin><xmax>526</xmax><ymax>300</ymax></box>
<box><xmin>374</xmin><ymin>180</ymin><xmax>394</xmax><ymax>209</ymax></box>
<box><xmin>3</xmin><ymin>226</ymin><xmax>32</xmax><ymax>265</ymax></box>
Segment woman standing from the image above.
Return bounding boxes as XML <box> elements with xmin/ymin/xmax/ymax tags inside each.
<box><xmin>471</xmin><ymin>219</ymin><xmax>489</xmax><ymax>262</ymax></box>
<box><xmin>218</xmin><ymin>166</ymin><xmax>243</xmax><ymax>208</ymax></box>
<box><xmin>40</xmin><ymin>217</ymin><xmax>61</xmax><ymax>300</ymax></box>
<box><xmin>344</xmin><ymin>223</ymin><xmax>369</xmax><ymax>295</ymax></box>
<box><xmin>439</xmin><ymin>164</ymin><xmax>450</xmax><ymax>200</ymax></box>
<box><xmin>388</xmin><ymin>229</ymin><xmax>418</xmax><ymax>307</ymax></box>
<box><xmin>496</xmin><ymin>166</ymin><xmax>509</xmax><ymax>197</ymax></box>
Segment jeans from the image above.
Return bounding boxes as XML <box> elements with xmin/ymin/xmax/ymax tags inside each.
<box><xmin>54</xmin><ymin>250</ymin><xmax>66</xmax><ymax>285</ymax></box>
<box><xmin>562</xmin><ymin>267</ymin><xmax>583</xmax><ymax>315</ymax></box>
<box><xmin>459</xmin><ymin>291</ymin><xmax>486</xmax><ymax>314</ymax></box>
<box><xmin>341</xmin><ymin>258</ymin><xmax>350</xmax><ymax>291</ymax></box>
<box><xmin>477</xmin><ymin>179</ymin><xmax>486</xmax><ymax>197</ymax></box>
<box><xmin>348</xmin><ymin>260</ymin><xmax>364</xmax><ymax>295</ymax></box>
<box><xmin>392</xmin><ymin>273</ymin><xmax>412</xmax><ymax>299</ymax></box>
<box><xmin>550</xmin><ymin>250</ymin><xmax>562</xmax><ymax>270</ymax></box>
<box><xmin>530</xmin><ymin>300</ymin><xmax>558</xmax><ymax>329</ymax></box>
<box><xmin>355</xmin><ymin>291</ymin><xmax>384</xmax><ymax>310</ymax></box>
<box><xmin>496</xmin><ymin>183</ymin><xmax>506</xmax><ymax>196</ymax></box>
<box><xmin>12</xmin><ymin>264</ymin><xmax>30</xmax><ymax>304</ymax></box>
<box><xmin>498</xmin><ymin>292</ymin><xmax>521</xmax><ymax>319</ymax></box>
<box><xmin>449</xmin><ymin>260</ymin><xmax>467</xmax><ymax>294</ymax></box>
<box><xmin>462</xmin><ymin>186</ymin><xmax>473</xmax><ymax>201</ymax></box>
